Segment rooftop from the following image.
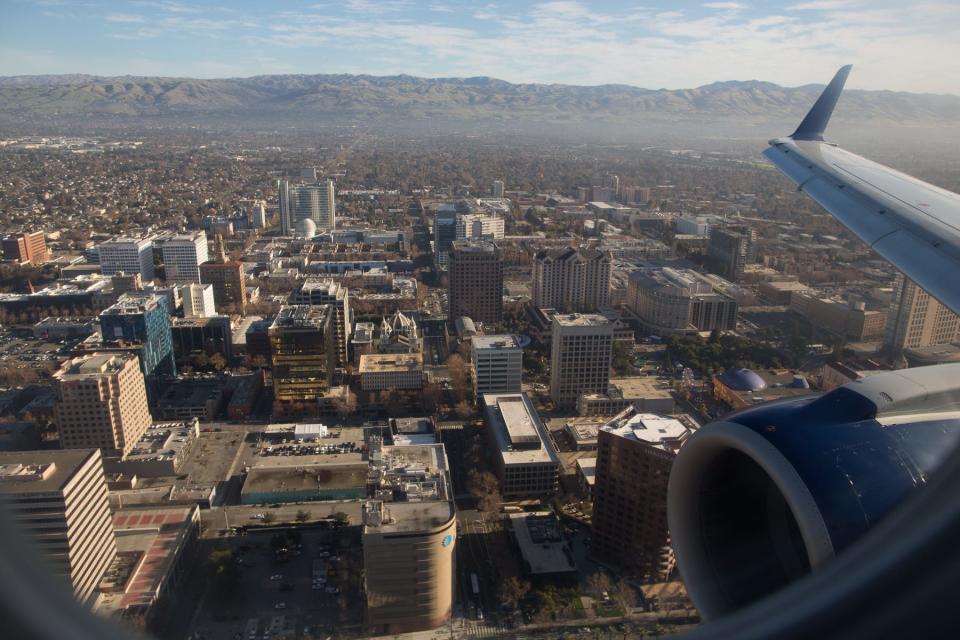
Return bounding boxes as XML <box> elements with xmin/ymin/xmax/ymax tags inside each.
<box><xmin>0</xmin><ymin>449</ymin><xmax>99</xmax><ymax>495</ymax></box>
<box><xmin>363</xmin><ymin>442</ymin><xmax>455</xmax><ymax>534</ymax></box>
<box><xmin>57</xmin><ymin>353</ymin><xmax>134</xmax><ymax>380</ymax></box>
<box><xmin>602</xmin><ymin>407</ymin><xmax>690</xmax><ymax>452</ymax></box>
<box><xmin>508</xmin><ymin>512</ymin><xmax>576</xmax><ymax>576</ymax></box>
<box><xmin>472</xmin><ymin>334</ymin><xmax>522</xmax><ymax>351</ymax></box>
<box><xmin>552</xmin><ymin>313</ymin><xmax>611</xmax><ymax>328</ymax></box>
<box><xmin>270</xmin><ymin>305</ymin><xmax>331</xmax><ymax>330</ymax></box>
<box><xmin>483</xmin><ymin>393</ymin><xmax>559</xmax><ymax>466</ymax></box>
<box><xmin>358</xmin><ymin>353</ymin><xmax>423</xmax><ymax>373</ymax></box>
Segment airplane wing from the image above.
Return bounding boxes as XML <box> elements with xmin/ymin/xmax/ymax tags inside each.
<box><xmin>764</xmin><ymin>65</ymin><xmax>960</xmax><ymax>314</ymax></box>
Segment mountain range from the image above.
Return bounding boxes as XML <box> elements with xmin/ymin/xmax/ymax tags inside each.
<box><xmin>1</xmin><ymin>73</ymin><xmax>958</xmax><ymax>126</ymax></box>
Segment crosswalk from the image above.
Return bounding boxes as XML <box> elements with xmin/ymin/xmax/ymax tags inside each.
<box><xmin>459</xmin><ymin>622</ymin><xmax>509</xmax><ymax>638</ymax></box>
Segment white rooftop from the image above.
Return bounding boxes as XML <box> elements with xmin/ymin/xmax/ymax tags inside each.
<box><xmin>602</xmin><ymin>408</ymin><xmax>690</xmax><ymax>451</ymax></box>
<box><xmin>472</xmin><ymin>334</ymin><xmax>522</xmax><ymax>350</ymax></box>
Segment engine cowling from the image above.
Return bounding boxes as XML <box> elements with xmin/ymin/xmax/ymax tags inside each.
<box><xmin>667</xmin><ymin>364</ymin><xmax>960</xmax><ymax>620</ymax></box>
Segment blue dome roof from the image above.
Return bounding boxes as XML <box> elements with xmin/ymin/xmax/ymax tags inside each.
<box><xmin>718</xmin><ymin>368</ymin><xmax>768</xmax><ymax>391</ymax></box>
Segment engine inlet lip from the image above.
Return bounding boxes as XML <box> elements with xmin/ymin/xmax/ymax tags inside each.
<box><xmin>667</xmin><ymin>421</ymin><xmax>836</xmax><ymax>620</ymax></box>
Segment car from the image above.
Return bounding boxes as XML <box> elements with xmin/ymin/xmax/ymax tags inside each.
<box><xmin>325</xmin><ymin>586</ymin><xmax>340</xmax><ymax>594</ymax></box>
<box><xmin>269</xmin><ymin>574</ymin><xmax>283</xmax><ymax>581</ymax></box>
<box><xmin>274</xmin><ymin>602</ymin><xmax>287</xmax><ymax>610</ymax></box>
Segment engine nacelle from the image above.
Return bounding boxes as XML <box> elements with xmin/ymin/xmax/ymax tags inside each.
<box><xmin>668</xmin><ymin>364</ymin><xmax>960</xmax><ymax>620</ymax></box>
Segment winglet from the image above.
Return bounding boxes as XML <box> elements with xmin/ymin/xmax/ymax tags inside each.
<box><xmin>791</xmin><ymin>65</ymin><xmax>852</xmax><ymax>141</ymax></box>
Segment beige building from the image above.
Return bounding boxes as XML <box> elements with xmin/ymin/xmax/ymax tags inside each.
<box><xmin>359</xmin><ymin>353</ymin><xmax>424</xmax><ymax>392</ymax></box>
<box><xmin>54</xmin><ymin>353</ymin><xmax>152</xmax><ymax>457</ymax></box>
<box><xmin>0</xmin><ymin>449</ymin><xmax>117</xmax><ymax>601</ymax></box>
<box><xmin>790</xmin><ymin>292</ymin><xmax>886</xmax><ymax>340</ymax></box>
<box><xmin>884</xmin><ymin>274</ymin><xmax>960</xmax><ymax>358</ymax></box>
<box><xmin>627</xmin><ymin>267</ymin><xmax>737</xmax><ymax>336</ymax></box>
<box><xmin>532</xmin><ymin>246</ymin><xmax>611</xmax><ymax>312</ymax></box>
<box><xmin>550</xmin><ymin>313</ymin><xmax>613</xmax><ymax>409</ymax></box>
<box><xmin>471</xmin><ymin>334</ymin><xmax>523</xmax><ymax>397</ymax></box>
<box><xmin>482</xmin><ymin>392</ymin><xmax>560</xmax><ymax>498</ymax></box>
<box><xmin>362</xmin><ymin>441</ymin><xmax>457</xmax><ymax>634</ymax></box>
<box><xmin>576</xmin><ymin>376</ymin><xmax>675</xmax><ymax>416</ymax></box>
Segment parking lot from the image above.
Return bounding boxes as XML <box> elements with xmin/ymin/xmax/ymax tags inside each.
<box><xmin>183</xmin><ymin>527</ymin><xmax>364</xmax><ymax>640</ymax></box>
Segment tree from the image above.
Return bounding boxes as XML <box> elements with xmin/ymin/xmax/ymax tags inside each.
<box><xmin>455</xmin><ymin>399</ymin><xmax>474</xmax><ymax>420</ymax></box>
<box><xmin>419</xmin><ymin>383</ymin><xmax>443</xmax><ymax>414</ymax></box>
<box><xmin>332</xmin><ymin>389</ymin><xmax>358</xmax><ymax>419</ymax></box>
<box><xmin>446</xmin><ymin>353</ymin><xmax>470</xmax><ymax>402</ymax></box>
<box><xmin>332</xmin><ymin>511</ymin><xmax>350</xmax><ymax>526</ymax></box>
<box><xmin>612</xmin><ymin>579</ymin><xmax>637</xmax><ymax>611</ymax></box>
<box><xmin>208</xmin><ymin>352</ymin><xmax>227</xmax><ymax>371</ymax></box>
<box><xmin>295</xmin><ymin>509</ymin><xmax>311</xmax><ymax>523</ymax></box>
<box><xmin>586</xmin><ymin>572</ymin><xmax>613</xmax><ymax>600</ymax></box>
<box><xmin>468</xmin><ymin>470</ymin><xmax>502</xmax><ymax>513</ymax></box>
<box><xmin>498</xmin><ymin>576</ymin><xmax>531</xmax><ymax>611</ymax></box>
<box><xmin>611</xmin><ymin>340</ymin><xmax>634</xmax><ymax>376</ymax></box>
<box><xmin>262</xmin><ymin>512</ymin><xmax>276</xmax><ymax>525</ymax></box>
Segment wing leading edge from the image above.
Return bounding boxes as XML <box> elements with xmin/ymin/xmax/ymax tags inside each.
<box><xmin>765</xmin><ymin>66</ymin><xmax>960</xmax><ymax>315</ymax></box>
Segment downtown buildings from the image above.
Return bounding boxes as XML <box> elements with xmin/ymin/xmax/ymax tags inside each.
<box><xmin>0</xmin><ymin>449</ymin><xmax>117</xmax><ymax>601</ymax></box>
<box><xmin>448</xmin><ymin>240</ymin><xmax>503</xmax><ymax>325</ymax></box>
<box><xmin>2</xmin><ymin>230</ymin><xmax>48</xmax><ymax>265</ymax></box>
<box><xmin>160</xmin><ymin>231</ymin><xmax>208</xmax><ymax>284</ymax></box>
<box><xmin>626</xmin><ymin>267</ymin><xmax>738</xmax><ymax>336</ymax></box>
<box><xmin>884</xmin><ymin>273</ymin><xmax>960</xmax><ymax>360</ymax></box>
<box><xmin>269</xmin><ymin>305</ymin><xmax>335</xmax><ymax>416</ymax></box>
<box><xmin>471</xmin><ymin>334</ymin><xmax>523</xmax><ymax>396</ymax></box>
<box><xmin>199</xmin><ymin>236</ymin><xmax>247</xmax><ymax>314</ymax></box>
<box><xmin>532</xmin><ymin>246</ymin><xmax>612</xmax><ymax>312</ymax></box>
<box><xmin>278</xmin><ymin>179</ymin><xmax>337</xmax><ymax>235</ymax></box>
<box><xmin>97</xmin><ymin>237</ymin><xmax>155</xmax><ymax>282</ymax></box>
<box><xmin>705</xmin><ymin>226</ymin><xmax>756</xmax><ymax>281</ymax></box>
<box><xmin>550</xmin><ymin>313</ymin><xmax>613</xmax><ymax>410</ymax></box>
<box><xmin>590</xmin><ymin>407</ymin><xmax>690</xmax><ymax>581</ymax></box>
<box><xmin>53</xmin><ymin>352</ymin><xmax>152</xmax><ymax>457</ymax></box>
<box><xmin>98</xmin><ymin>293</ymin><xmax>176</xmax><ymax>399</ymax></box>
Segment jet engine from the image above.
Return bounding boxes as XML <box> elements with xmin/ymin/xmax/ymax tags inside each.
<box><xmin>667</xmin><ymin>364</ymin><xmax>960</xmax><ymax>620</ymax></box>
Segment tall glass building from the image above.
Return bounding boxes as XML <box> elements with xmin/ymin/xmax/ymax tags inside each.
<box><xmin>99</xmin><ymin>293</ymin><xmax>176</xmax><ymax>399</ymax></box>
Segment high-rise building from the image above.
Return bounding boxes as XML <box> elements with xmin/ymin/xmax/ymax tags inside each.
<box><xmin>2</xmin><ymin>230</ymin><xmax>48</xmax><ymax>265</ymax></box>
<box><xmin>884</xmin><ymin>274</ymin><xmax>960</xmax><ymax>359</ymax></box>
<box><xmin>269</xmin><ymin>305</ymin><xmax>335</xmax><ymax>415</ymax></box>
<box><xmin>161</xmin><ymin>230</ymin><xmax>208</xmax><ymax>284</ymax></box>
<box><xmin>482</xmin><ymin>392</ymin><xmax>560</xmax><ymax>498</ymax></box>
<box><xmin>54</xmin><ymin>353</ymin><xmax>152</xmax><ymax>457</ymax></box>
<box><xmin>199</xmin><ymin>235</ymin><xmax>247</xmax><ymax>314</ymax></box>
<box><xmin>362</xmin><ymin>441</ymin><xmax>457</xmax><ymax>634</ymax></box>
<box><xmin>99</xmin><ymin>293</ymin><xmax>176</xmax><ymax>397</ymax></box>
<box><xmin>249</xmin><ymin>199</ymin><xmax>267</xmax><ymax>228</ymax></box>
<box><xmin>448</xmin><ymin>240</ymin><xmax>503</xmax><ymax>325</ymax></box>
<box><xmin>626</xmin><ymin>267</ymin><xmax>738</xmax><ymax>335</ymax></box>
<box><xmin>289</xmin><ymin>278</ymin><xmax>351</xmax><ymax>368</ymax></box>
<box><xmin>0</xmin><ymin>449</ymin><xmax>117</xmax><ymax>601</ymax></box>
<box><xmin>706</xmin><ymin>226</ymin><xmax>756</xmax><ymax>281</ymax></box>
<box><xmin>432</xmin><ymin>207</ymin><xmax>458</xmax><ymax>269</ymax></box>
<box><xmin>455</xmin><ymin>213</ymin><xmax>505</xmax><ymax>241</ymax></box>
<box><xmin>180</xmin><ymin>283</ymin><xmax>217</xmax><ymax>318</ymax></box>
<box><xmin>492</xmin><ymin>180</ymin><xmax>505</xmax><ymax>198</ymax></box>
<box><xmin>590</xmin><ymin>407</ymin><xmax>690</xmax><ymax>580</ymax></box>
<box><xmin>278</xmin><ymin>180</ymin><xmax>337</xmax><ymax>234</ymax></box>
<box><xmin>532</xmin><ymin>247</ymin><xmax>612</xmax><ymax>312</ymax></box>
<box><xmin>471</xmin><ymin>334</ymin><xmax>523</xmax><ymax>396</ymax></box>
<box><xmin>98</xmin><ymin>237</ymin><xmax>155</xmax><ymax>282</ymax></box>
<box><xmin>550</xmin><ymin>313</ymin><xmax>613</xmax><ymax>409</ymax></box>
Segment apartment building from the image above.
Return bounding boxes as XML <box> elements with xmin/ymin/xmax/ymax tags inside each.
<box><xmin>161</xmin><ymin>230</ymin><xmax>208</xmax><ymax>284</ymax></box>
<box><xmin>2</xmin><ymin>230</ymin><xmax>49</xmax><ymax>265</ymax></box>
<box><xmin>550</xmin><ymin>313</ymin><xmax>613</xmax><ymax>410</ymax></box>
<box><xmin>532</xmin><ymin>247</ymin><xmax>611</xmax><ymax>312</ymax></box>
<box><xmin>97</xmin><ymin>237</ymin><xmax>155</xmax><ymax>282</ymax></box>
<box><xmin>448</xmin><ymin>240</ymin><xmax>503</xmax><ymax>325</ymax></box>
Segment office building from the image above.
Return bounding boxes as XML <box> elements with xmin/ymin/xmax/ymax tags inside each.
<box><xmin>289</xmin><ymin>278</ymin><xmax>352</xmax><ymax>368</ymax></box>
<box><xmin>269</xmin><ymin>306</ymin><xmax>335</xmax><ymax>415</ymax></box>
<box><xmin>362</xmin><ymin>441</ymin><xmax>457</xmax><ymax>634</ymax></box>
<box><xmin>706</xmin><ymin>226</ymin><xmax>756</xmax><ymax>281</ymax></box>
<box><xmin>789</xmin><ymin>292</ymin><xmax>887</xmax><ymax>340</ymax></box>
<box><xmin>98</xmin><ymin>237</ymin><xmax>155</xmax><ymax>282</ymax></box>
<box><xmin>591</xmin><ymin>407</ymin><xmax>690</xmax><ymax>580</ymax></box>
<box><xmin>482</xmin><ymin>392</ymin><xmax>559</xmax><ymax>498</ymax></box>
<box><xmin>54</xmin><ymin>353</ymin><xmax>152</xmax><ymax>457</ymax></box>
<box><xmin>0</xmin><ymin>449</ymin><xmax>116</xmax><ymax>601</ymax></box>
<box><xmin>471</xmin><ymin>334</ymin><xmax>523</xmax><ymax>396</ymax></box>
<box><xmin>884</xmin><ymin>274</ymin><xmax>960</xmax><ymax>359</ymax></box>
<box><xmin>550</xmin><ymin>313</ymin><xmax>613</xmax><ymax>409</ymax></box>
<box><xmin>279</xmin><ymin>180</ymin><xmax>337</xmax><ymax>233</ymax></box>
<box><xmin>180</xmin><ymin>283</ymin><xmax>216</xmax><ymax>318</ymax></box>
<box><xmin>627</xmin><ymin>267</ymin><xmax>738</xmax><ymax>335</ymax></box>
<box><xmin>161</xmin><ymin>230</ymin><xmax>208</xmax><ymax>284</ymax></box>
<box><xmin>99</xmin><ymin>293</ymin><xmax>176</xmax><ymax>397</ymax></box>
<box><xmin>448</xmin><ymin>240</ymin><xmax>503</xmax><ymax>325</ymax></box>
<box><xmin>2</xmin><ymin>230</ymin><xmax>48</xmax><ymax>265</ymax></box>
<box><xmin>455</xmin><ymin>213</ymin><xmax>505</xmax><ymax>241</ymax></box>
<box><xmin>432</xmin><ymin>207</ymin><xmax>458</xmax><ymax>269</ymax></box>
<box><xmin>249</xmin><ymin>199</ymin><xmax>267</xmax><ymax>228</ymax></box>
<box><xmin>199</xmin><ymin>236</ymin><xmax>247</xmax><ymax>314</ymax></box>
<box><xmin>532</xmin><ymin>247</ymin><xmax>612</xmax><ymax>312</ymax></box>
<box><xmin>492</xmin><ymin>180</ymin><xmax>505</xmax><ymax>198</ymax></box>
<box><xmin>358</xmin><ymin>353</ymin><xmax>424</xmax><ymax>392</ymax></box>
<box><xmin>171</xmin><ymin>315</ymin><xmax>233</xmax><ymax>363</ymax></box>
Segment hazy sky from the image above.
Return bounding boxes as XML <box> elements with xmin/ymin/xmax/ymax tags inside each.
<box><xmin>3</xmin><ymin>0</ymin><xmax>959</xmax><ymax>93</ymax></box>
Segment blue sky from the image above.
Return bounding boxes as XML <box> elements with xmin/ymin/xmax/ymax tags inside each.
<box><xmin>3</xmin><ymin>1</ymin><xmax>958</xmax><ymax>93</ymax></box>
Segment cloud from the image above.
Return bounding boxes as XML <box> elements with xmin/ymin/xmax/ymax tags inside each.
<box><xmin>703</xmin><ymin>2</ymin><xmax>747</xmax><ymax>10</ymax></box>
<box><xmin>106</xmin><ymin>13</ymin><xmax>145</xmax><ymax>23</ymax></box>
<box><xmin>787</xmin><ymin>1</ymin><xmax>858</xmax><ymax>10</ymax></box>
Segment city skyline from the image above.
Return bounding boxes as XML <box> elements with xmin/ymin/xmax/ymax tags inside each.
<box><xmin>2</xmin><ymin>1</ymin><xmax>958</xmax><ymax>94</ymax></box>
